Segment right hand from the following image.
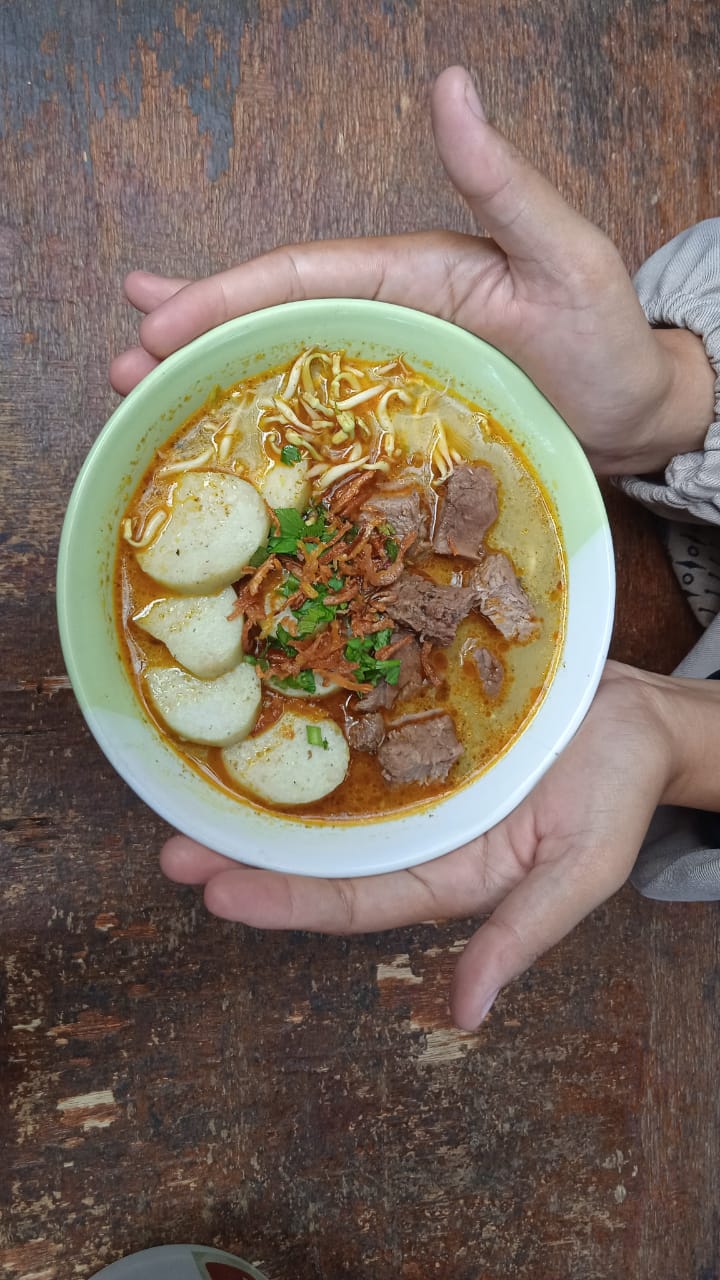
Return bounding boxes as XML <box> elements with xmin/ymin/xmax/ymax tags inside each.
<box><xmin>111</xmin><ymin>66</ymin><xmax>710</xmax><ymax>474</ymax></box>
<box><xmin>159</xmin><ymin>661</ymin><xmax>678</xmax><ymax>1029</ymax></box>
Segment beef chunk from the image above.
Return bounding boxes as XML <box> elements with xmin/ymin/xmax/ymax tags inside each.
<box><xmin>378</xmin><ymin>714</ymin><xmax>462</xmax><ymax>785</ymax></box>
<box><xmin>383</xmin><ymin>572</ymin><xmax>476</xmax><ymax>647</ymax></box>
<box><xmin>346</xmin><ymin>712</ymin><xmax>385</xmax><ymax>753</ymax></box>
<box><xmin>395</xmin><ymin>630</ymin><xmax>423</xmax><ymax>698</ymax></box>
<box><xmin>432</xmin><ymin>465</ymin><xmax>499</xmax><ymax>560</ymax></box>
<box><xmin>356</xmin><ymin>680</ymin><xmax>397</xmax><ymax>712</ymax></box>
<box><xmin>470</xmin><ymin>553</ymin><xmax>536</xmax><ymax>641</ymax></box>
<box><xmin>360</xmin><ymin>487</ymin><xmax>429</xmax><ymax>558</ymax></box>
<box><xmin>471</xmin><ymin>646</ymin><xmax>504</xmax><ymax>697</ymax></box>
<box><xmin>355</xmin><ymin>631</ymin><xmax>423</xmax><ymax>712</ymax></box>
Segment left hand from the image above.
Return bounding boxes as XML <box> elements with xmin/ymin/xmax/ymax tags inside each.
<box><xmin>160</xmin><ymin>662</ymin><xmax>675</xmax><ymax>1028</ymax></box>
<box><xmin>110</xmin><ymin>66</ymin><xmax>715</xmax><ymax>474</ymax></box>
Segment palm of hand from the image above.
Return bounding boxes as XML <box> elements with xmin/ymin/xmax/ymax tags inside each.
<box><xmin>329</xmin><ymin>229</ymin><xmax>663</xmax><ymax>468</ymax></box>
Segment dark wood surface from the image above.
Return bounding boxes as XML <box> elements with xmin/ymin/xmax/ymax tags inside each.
<box><xmin>1</xmin><ymin>2</ymin><xmax>718</xmax><ymax>1277</ymax></box>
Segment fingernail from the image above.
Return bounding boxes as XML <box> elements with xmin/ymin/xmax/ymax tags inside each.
<box><xmin>477</xmin><ymin>986</ymin><xmax>500</xmax><ymax>1024</ymax></box>
<box><xmin>464</xmin><ymin>76</ymin><xmax>487</xmax><ymax>122</ymax></box>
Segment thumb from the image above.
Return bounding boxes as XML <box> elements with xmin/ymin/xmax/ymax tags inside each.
<box><xmin>431</xmin><ymin>66</ymin><xmax>594</xmax><ymax>272</ymax></box>
<box><xmin>449</xmin><ymin>848</ymin><xmax>631</xmax><ymax>1031</ymax></box>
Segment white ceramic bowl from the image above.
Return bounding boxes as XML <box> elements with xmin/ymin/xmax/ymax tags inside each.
<box><xmin>57</xmin><ymin>300</ymin><xmax>614</xmax><ymax>877</ymax></box>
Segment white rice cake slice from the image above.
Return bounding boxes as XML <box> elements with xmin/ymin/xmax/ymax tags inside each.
<box><xmin>222</xmin><ymin>711</ymin><xmax>349</xmax><ymax>805</ymax></box>
<box><xmin>145</xmin><ymin>664</ymin><xmax>261</xmax><ymax>747</ymax></box>
<box><xmin>259</xmin><ymin>460</ymin><xmax>311</xmax><ymax>512</ymax></box>
<box><xmin>137</xmin><ymin>471</ymin><xmax>269</xmax><ymax>593</ymax></box>
<box><xmin>134</xmin><ymin>587</ymin><xmax>243</xmax><ymax>680</ymax></box>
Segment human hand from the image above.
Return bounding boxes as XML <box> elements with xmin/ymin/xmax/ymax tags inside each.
<box><xmin>111</xmin><ymin>66</ymin><xmax>714</xmax><ymax>474</ymax></box>
<box><xmin>160</xmin><ymin>662</ymin><xmax>678</xmax><ymax>1029</ymax></box>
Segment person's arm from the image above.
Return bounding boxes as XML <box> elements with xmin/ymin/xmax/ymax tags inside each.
<box><xmin>640</xmin><ymin>327</ymin><xmax>716</xmax><ymax>468</ymax></box>
<box><xmin>628</xmin><ymin>614</ymin><xmax>720</xmax><ymax>901</ymax></box>
<box><xmin>645</xmin><ymin>663</ymin><xmax>720</xmax><ymax>810</ymax></box>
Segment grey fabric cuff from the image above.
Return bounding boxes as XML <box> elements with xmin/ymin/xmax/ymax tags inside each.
<box><xmin>629</xmin><ymin>808</ymin><xmax>720</xmax><ymax>901</ymax></box>
<box><xmin>620</xmin><ymin>218</ymin><xmax>720</xmax><ymax>524</ymax></box>
<box><xmin>630</xmin><ymin>614</ymin><xmax>720</xmax><ymax>901</ymax></box>
<box><xmin>617</xmin><ymin>222</ymin><xmax>720</xmax><ymax>901</ymax></box>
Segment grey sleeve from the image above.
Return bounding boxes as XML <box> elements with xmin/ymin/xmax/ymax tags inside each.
<box><xmin>620</xmin><ymin>221</ymin><xmax>720</xmax><ymax>900</ymax></box>
<box><xmin>620</xmin><ymin>218</ymin><xmax>720</xmax><ymax>524</ymax></box>
<box><xmin>630</xmin><ymin>614</ymin><xmax>720</xmax><ymax>901</ymax></box>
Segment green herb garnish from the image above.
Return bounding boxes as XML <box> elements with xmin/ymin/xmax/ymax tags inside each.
<box><xmin>328</xmin><ymin>574</ymin><xmax>344</xmax><ymax>592</ymax></box>
<box><xmin>249</xmin><ymin>507</ymin><xmax>307</xmax><ymax>564</ymax></box>
<box><xmin>373</xmin><ymin>628</ymin><xmax>393</xmax><ymax>650</ymax></box>
<box><xmin>302</xmin><ymin>507</ymin><xmax>327</xmax><ymax>540</ymax></box>
<box><xmin>385</xmin><ymin>538</ymin><xmax>399</xmax><ymax>562</ymax></box>
<box><xmin>306</xmin><ymin>724</ymin><xmax>328</xmax><ymax>749</ymax></box>
<box><xmin>373</xmin><ymin>659</ymin><xmax>401</xmax><ymax>685</ymax></box>
<box><xmin>344</xmin><ymin>632</ymin><xmax>400</xmax><ymax>686</ymax></box>
<box><xmin>278</xmin><ymin>573</ymin><xmax>301</xmax><ymax>598</ymax></box>
<box><xmin>302</xmin><ymin>506</ymin><xmax>337</xmax><ymax>543</ymax></box>
<box><xmin>271</xmin><ymin>623</ymin><xmax>298</xmax><ymax>656</ymax></box>
<box><xmin>280</xmin><ymin>444</ymin><xmax>302</xmax><ymax>465</ymax></box>
<box><xmin>250</xmin><ymin>505</ymin><xmax>340</xmax><ymax>566</ymax></box>
<box><xmin>242</xmin><ymin>653</ymin><xmax>270</xmax><ymax>671</ymax></box>
<box><xmin>292</xmin><ymin>597</ymin><xmax>337</xmax><ymax>637</ymax></box>
<box><xmin>275</xmin><ymin>669</ymin><xmax>317</xmax><ymax>694</ymax></box>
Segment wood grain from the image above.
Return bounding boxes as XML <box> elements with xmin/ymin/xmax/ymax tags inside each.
<box><xmin>1</xmin><ymin>2</ymin><xmax>718</xmax><ymax>1277</ymax></box>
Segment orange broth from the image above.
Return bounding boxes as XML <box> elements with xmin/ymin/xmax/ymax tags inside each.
<box><xmin>115</xmin><ymin>353</ymin><xmax>566</xmax><ymax>823</ymax></box>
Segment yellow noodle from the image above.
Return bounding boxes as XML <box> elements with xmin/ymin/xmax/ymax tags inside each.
<box><xmin>286</xmin><ymin>430</ymin><xmax>324</xmax><ymax>461</ymax></box>
<box><xmin>282</xmin><ymin>348</ymin><xmax>314</xmax><ymax>400</ymax></box>
<box><xmin>156</xmin><ymin>446</ymin><xmax>215</xmax><ymax>476</ymax></box>
<box><xmin>122</xmin><ymin>508</ymin><xmax>169</xmax><ymax>549</ymax></box>
<box><xmin>335</xmin><ymin>384</ymin><xmax>387</xmax><ymax>411</ymax></box>
<box><xmin>376</xmin><ymin>387</ymin><xmax>411</xmax><ymax>433</ymax></box>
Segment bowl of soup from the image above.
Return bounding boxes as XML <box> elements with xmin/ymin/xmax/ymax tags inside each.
<box><xmin>57</xmin><ymin>299</ymin><xmax>614</xmax><ymax>877</ymax></box>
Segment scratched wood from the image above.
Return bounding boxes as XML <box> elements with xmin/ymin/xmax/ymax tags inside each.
<box><xmin>1</xmin><ymin>2</ymin><xmax>719</xmax><ymax>1278</ymax></box>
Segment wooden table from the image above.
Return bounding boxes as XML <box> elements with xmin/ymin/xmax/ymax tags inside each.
<box><xmin>2</xmin><ymin>3</ymin><xmax>719</xmax><ymax>1277</ymax></box>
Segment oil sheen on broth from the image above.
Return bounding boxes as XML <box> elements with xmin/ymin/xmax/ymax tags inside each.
<box><xmin>116</xmin><ymin>350</ymin><xmax>566</xmax><ymax>822</ymax></box>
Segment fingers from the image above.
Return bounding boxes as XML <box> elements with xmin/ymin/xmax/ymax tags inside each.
<box><xmin>110</xmin><ymin>273</ymin><xmax>191</xmax><ymax>394</ymax></box>
<box><xmin>204</xmin><ymin>848</ymin><xmax>468</xmax><ymax>932</ymax></box>
<box><xmin>123</xmin><ymin>270</ymin><xmax>191</xmax><ymax>313</ymax></box>
<box><xmin>202</xmin><ymin>863</ymin><xmax>441</xmax><ymax>933</ymax></box>
<box><xmin>160</xmin><ymin>833</ymin><xmax>501</xmax><ymax>935</ymax></box>
<box><xmin>134</xmin><ymin>231</ymin><xmax>485</xmax><ymax>360</ymax></box>
<box><xmin>137</xmin><ymin>239</ymin><xmax>399</xmax><ymax>359</ymax></box>
<box><xmin>431</xmin><ymin>66</ymin><xmax>595</xmax><ymax>273</ymax></box>
<box><xmin>450</xmin><ymin>849</ymin><xmax>629</xmax><ymax>1031</ymax></box>
<box><xmin>109</xmin><ymin>345</ymin><xmax>160</xmax><ymax>395</ymax></box>
<box><xmin>159</xmin><ymin>835</ymin><xmax>236</xmax><ymax>884</ymax></box>
<box><xmin>449</xmin><ymin>663</ymin><xmax>680</xmax><ymax>1030</ymax></box>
